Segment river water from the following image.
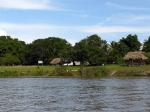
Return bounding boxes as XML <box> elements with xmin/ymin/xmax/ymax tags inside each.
<box><xmin>0</xmin><ymin>78</ymin><xmax>150</xmax><ymax>112</ymax></box>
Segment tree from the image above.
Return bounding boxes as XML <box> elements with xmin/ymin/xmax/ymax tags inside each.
<box><xmin>0</xmin><ymin>53</ymin><xmax>21</xmax><ymax>65</ymax></box>
<box><xmin>74</xmin><ymin>34</ymin><xmax>108</xmax><ymax>65</ymax></box>
<box><xmin>110</xmin><ymin>34</ymin><xmax>141</xmax><ymax>64</ymax></box>
<box><xmin>143</xmin><ymin>37</ymin><xmax>150</xmax><ymax>64</ymax></box>
<box><xmin>120</xmin><ymin>34</ymin><xmax>141</xmax><ymax>51</ymax></box>
<box><xmin>26</xmin><ymin>37</ymin><xmax>72</xmax><ymax>65</ymax></box>
<box><xmin>143</xmin><ymin>37</ymin><xmax>150</xmax><ymax>52</ymax></box>
<box><xmin>0</xmin><ymin>36</ymin><xmax>27</xmax><ymax>65</ymax></box>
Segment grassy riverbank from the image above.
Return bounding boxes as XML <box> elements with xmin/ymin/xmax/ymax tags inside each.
<box><xmin>0</xmin><ymin>65</ymin><xmax>150</xmax><ymax>78</ymax></box>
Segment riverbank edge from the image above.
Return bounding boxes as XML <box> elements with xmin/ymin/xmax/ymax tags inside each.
<box><xmin>0</xmin><ymin>65</ymin><xmax>150</xmax><ymax>78</ymax></box>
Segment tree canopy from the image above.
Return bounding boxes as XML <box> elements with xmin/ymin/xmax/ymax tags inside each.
<box><xmin>0</xmin><ymin>34</ymin><xmax>149</xmax><ymax>65</ymax></box>
<box><xmin>110</xmin><ymin>34</ymin><xmax>141</xmax><ymax>64</ymax></box>
<box><xmin>120</xmin><ymin>34</ymin><xmax>141</xmax><ymax>52</ymax></box>
<box><xmin>26</xmin><ymin>37</ymin><xmax>72</xmax><ymax>65</ymax></box>
<box><xmin>73</xmin><ymin>34</ymin><xmax>108</xmax><ymax>65</ymax></box>
<box><xmin>143</xmin><ymin>37</ymin><xmax>150</xmax><ymax>52</ymax></box>
<box><xmin>0</xmin><ymin>36</ymin><xmax>27</xmax><ymax>65</ymax></box>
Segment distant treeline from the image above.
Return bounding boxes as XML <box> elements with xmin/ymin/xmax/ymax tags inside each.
<box><xmin>0</xmin><ymin>34</ymin><xmax>150</xmax><ymax>65</ymax></box>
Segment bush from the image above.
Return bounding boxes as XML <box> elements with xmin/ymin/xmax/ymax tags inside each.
<box><xmin>145</xmin><ymin>52</ymin><xmax>150</xmax><ymax>64</ymax></box>
<box><xmin>0</xmin><ymin>54</ymin><xmax>21</xmax><ymax>65</ymax></box>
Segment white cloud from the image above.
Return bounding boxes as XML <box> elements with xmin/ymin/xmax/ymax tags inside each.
<box><xmin>83</xmin><ymin>26</ymin><xmax>150</xmax><ymax>33</ymax></box>
<box><xmin>97</xmin><ymin>14</ymin><xmax>150</xmax><ymax>27</ymax></box>
<box><xmin>0</xmin><ymin>0</ymin><xmax>62</xmax><ymax>10</ymax></box>
<box><xmin>0</xmin><ymin>29</ymin><xmax>7</xmax><ymax>36</ymax></box>
<box><xmin>0</xmin><ymin>23</ymin><xmax>84</xmax><ymax>32</ymax></box>
<box><xmin>0</xmin><ymin>23</ymin><xmax>86</xmax><ymax>44</ymax></box>
<box><xmin>106</xmin><ymin>2</ymin><xmax>149</xmax><ymax>10</ymax></box>
<box><xmin>1</xmin><ymin>22</ymin><xmax>150</xmax><ymax>44</ymax></box>
<box><xmin>1</xmin><ymin>22</ymin><xmax>150</xmax><ymax>35</ymax></box>
<box><xmin>0</xmin><ymin>23</ymin><xmax>53</xmax><ymax>30</ymax></box>
<box><xmin>130</xmin><ymin>15</ymin><xmax>150</xmax><ymax>21</ymax></box>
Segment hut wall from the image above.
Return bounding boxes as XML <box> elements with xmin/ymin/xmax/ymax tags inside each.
<box><xmin>125</xmin><ymin>59</ymin><xmax>146</xmax><ymax>66</ymax></box>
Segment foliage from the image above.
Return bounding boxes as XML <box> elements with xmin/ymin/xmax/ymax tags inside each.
<box><xmin>110</xmin><ymin>34</ymin><xmax>141</xmax><ymax>64</ymax></box>
<box><xmin>143</xmin><ymin>37</ymin><xmax>150</xmax><ymax>52</ymax></box>
<box><xmin>145</xmin><ymin>52</ymin><xmax>150</xmax><ymax>64</ymax></box>
<box><xmin>0</xmin><ymin>34</ymin><xmax>148</xmax><ymax>66</ymax></box>
<box><xmin>74</xmin><ymin>34</ymin><xmax>108</xmax><ymax>65</ymax></box>
<box><xmin>26</xmin><ymin>37</ymin><xmax>72</xmax><ymax>65</ymax></box>
<box><xmin>0</xmin><ymin>36</ymin><xmax>27</xmax><ymax>65</ymax></box>
<box><xmin>0</xmin><ymin>53</ymin><xmax>21</xmax><ymax>65</ymax></box>
<box><xmin>120</xmin><ymin>34</ymin><xmax>141</xmax><ymax>51</ymax></box>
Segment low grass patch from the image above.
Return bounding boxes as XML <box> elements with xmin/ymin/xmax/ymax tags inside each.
<box><xmin>0</xmin><ymin>65</ymin><xmax>150</xmax><ymax>78</ymax></box>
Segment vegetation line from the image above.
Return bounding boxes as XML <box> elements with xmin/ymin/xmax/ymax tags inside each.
<box><xmin>0</xmin><ymin>34</ymin><xmax>150</xmax><ymax>66</ymax></box>
<box><xmin>0</xmin><ymin>65</ymin><xmax>150</xmax><ymax>78</ymax></box>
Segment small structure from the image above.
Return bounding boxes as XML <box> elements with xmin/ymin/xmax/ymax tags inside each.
<box><xmin>74</xmin><ymin>61</ymin><xmax>81</xmax><ymax>66</ymax></box>
<box><xmin>63</xmin><ymin>62</ymin><xmax>73</xmax><ymax>66</ymax></box>
<box><xmin>38</xmin><ymin>60</ymin><xmax>43</xmax><ymax>65</ymax></box>
<box><xmin>50</xmin><ymin>58</ymin><xmax>62</xmax><ymax>65</ymax></box>
<box><xmin>123</xmin><ymin>51</ymin><xmax>148</xmax><ymax>66</ymax></box>
<box><xmin>63</xmin><ymin>61</ymin><xmax>81</xmax><ymax>66</ymax></box>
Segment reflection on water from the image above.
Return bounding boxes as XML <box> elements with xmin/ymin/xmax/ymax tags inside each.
<box><xmin>0</xmin><ymin>78</ymin><xmax>150</xmax><ymax>112</ymax></box>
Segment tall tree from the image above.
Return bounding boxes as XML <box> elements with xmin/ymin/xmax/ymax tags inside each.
<box><xmin>26</xmin><ymin>37</ymin><xmax>72</xmax><ymax>65</ymax></box>
<box><xmin>110</xmin><ymin>34</ymin><xmax>141</xmax><ymax>64</ymax></box>
<box><xmin>0</xmin><ymin>36</ymin><xmax>27</xmax><ymax>65</ymax></box>
<box><xmin>74</xmin><ymin>34</ymin><xmax>108</xmax><ymax>65</ymax></box>
<box><xmin>143</xmin><ymin>37</ymin><xmax>150</xmax><ymax>52</ymax></box>
<box><xmin>120</xmin><ymin>34</ymin><xmax>141</xmax><ymax>51</ymax></box>
<box><xmin>143</xmin><ymin>37</ymin><xmax>150</xmax><ymax>64</ymax></box>
<box><xmin>110</xmin><ymin>41</ymin><xmax>129</xmax><ymax>64</ymax></box>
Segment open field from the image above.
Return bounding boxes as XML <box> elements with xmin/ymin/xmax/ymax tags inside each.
<box><xmin>0</xmin><ymin>65</ymin><xmax>150</xmax><ymax>78</ymax></box>
<box><xmin>0</xmin><ymin>66</ymin><xmax>80</xmax><ymax>78</ymax></box>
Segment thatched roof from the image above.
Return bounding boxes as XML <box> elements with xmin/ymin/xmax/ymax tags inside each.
<box><xmin>50</xmin><ymin>58</ymin><xmax>61</xmax><ymax>65</ymax></box>
<box><xmin>123</xmin><ymin>51</ymin><xmax>148</xmax><ymax>60</ymax></box>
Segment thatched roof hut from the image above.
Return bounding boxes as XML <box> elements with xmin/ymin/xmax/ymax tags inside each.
<box><xmin>123</xmin><ymin>51</ymin><xmax>148</xmax><ymax>66</ymax></box>
<box><xmin>123</xmin><ymin>51</ymin><xmax>148</xmax><ymax>60</ymax></box>
<box><xmin>50</xmin><ymin>58</ymin><xmax>62</xmax><ymax>65</ymax></box>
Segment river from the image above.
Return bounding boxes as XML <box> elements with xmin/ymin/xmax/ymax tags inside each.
<box><xmin>0</xmin><ymin>78</ymin><xmax>150</xmax><ymax>112</ymax></box>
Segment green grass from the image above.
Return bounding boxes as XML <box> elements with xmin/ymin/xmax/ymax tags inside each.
<box><xmin>0</xmin><ymin>66</ymin><xmax>54</xmax><ymax>77</ymax></box>
<box><xmin>101</xmin><ymin>65</ymin><xmax>150</xmax><ymax>77</ymax></box>
<box><xmin>103</xmin><ymin>64</ymin><xmax>150</xmax><ymax>71</ymax></box>
<box><xmin>0</xmin><ymin>65</ymin><xmax>150</xmax><ymax>78</ymax></box>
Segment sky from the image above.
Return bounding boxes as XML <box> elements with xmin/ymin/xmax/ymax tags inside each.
<box><xmin>0</xmin><ymin>0</ymin><xmax>150</xmax><ymax>44</ymax></box>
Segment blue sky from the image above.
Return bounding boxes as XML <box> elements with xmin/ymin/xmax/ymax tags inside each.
<box><xmin>0</xmin><ymin>0</ymin><xmax>150</xmax><ymax>44</ymax></box>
